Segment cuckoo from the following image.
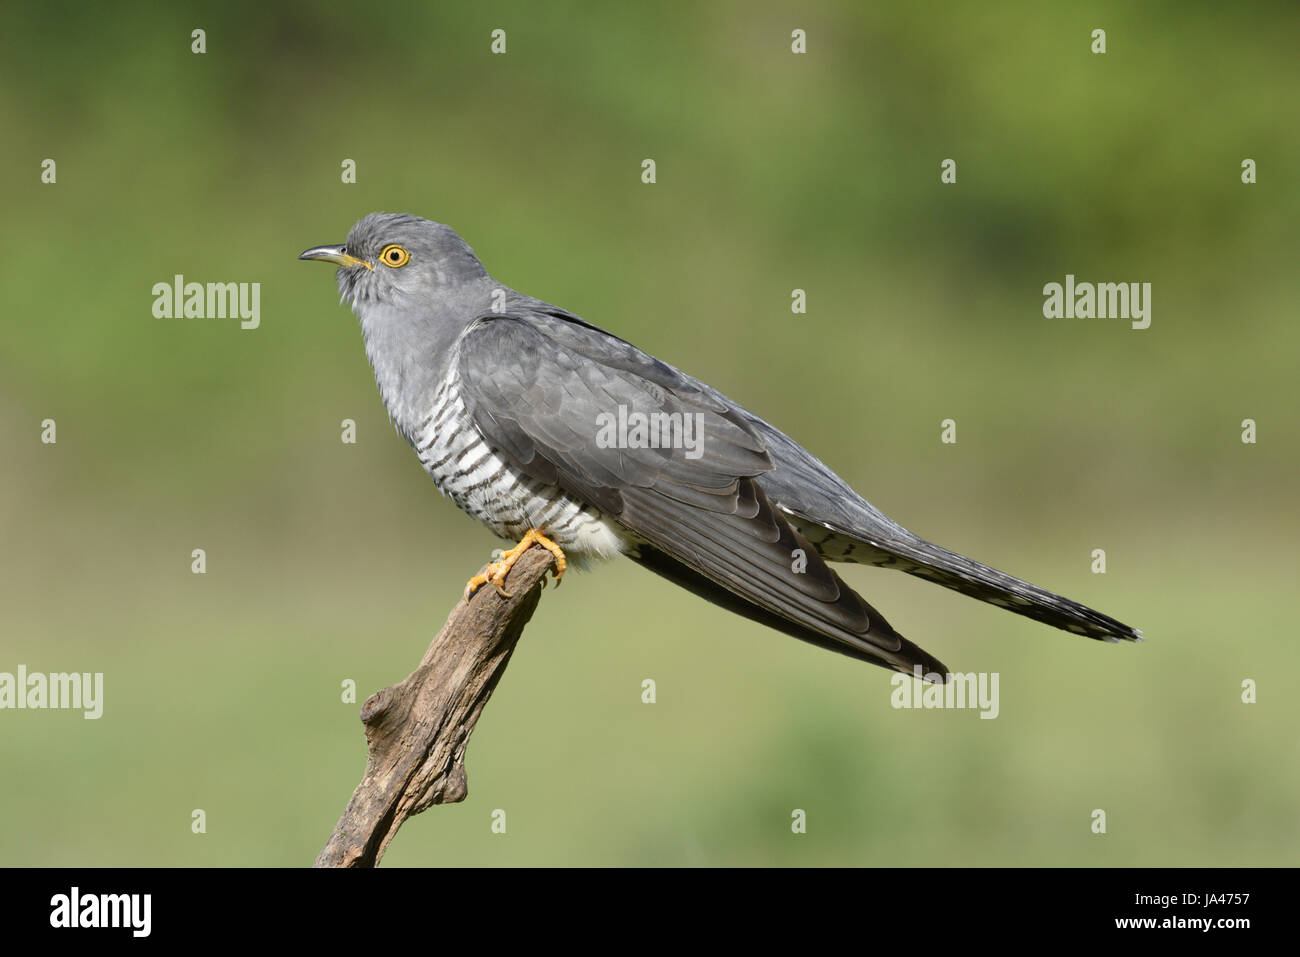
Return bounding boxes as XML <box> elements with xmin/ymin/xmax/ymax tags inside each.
<box><xmin>301</xmin><ymin>213</ymin><xmax>1141</xmax><ymax>679</ymax></box>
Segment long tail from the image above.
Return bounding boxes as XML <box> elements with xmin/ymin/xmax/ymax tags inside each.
<box><xmin>788</xmin><ymin>515</ymin><xmax>1142</xmax><ymax>643</ymax></box>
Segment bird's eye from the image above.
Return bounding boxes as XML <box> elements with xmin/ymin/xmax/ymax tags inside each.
<box><xmin>380</xmin><ymin>244</ymin><xmax>410</xmax><ymax>268</ymax></box>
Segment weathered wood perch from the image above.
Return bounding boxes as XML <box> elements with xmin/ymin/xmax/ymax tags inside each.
<box><xmin>314</xmin><ymin>545</ymin><xmax>556</xmax><ymax>868</ymax></box>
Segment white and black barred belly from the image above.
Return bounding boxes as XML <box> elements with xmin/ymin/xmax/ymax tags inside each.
<box><xmin>408</xmin><ymin>371</ymin><xmax>632</xmax><ymax>563</ymax></box>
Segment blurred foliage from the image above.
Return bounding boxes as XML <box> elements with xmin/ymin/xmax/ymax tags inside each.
<box><xmin>0</xmin><ymin>1</ymin><xmax>1296</xmax><ymax>865</ymax></box>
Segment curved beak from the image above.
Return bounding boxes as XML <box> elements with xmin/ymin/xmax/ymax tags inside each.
<box><xmin>298</xmin><ymin>244</ymin><xmax>373</xmax><ymax>271</ymax></box>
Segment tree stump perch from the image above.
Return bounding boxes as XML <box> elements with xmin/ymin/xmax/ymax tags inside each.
<box><xmin>314</xmin><ymin>545</ymin><xmax>556</xmax><ymax>867</ymax></box>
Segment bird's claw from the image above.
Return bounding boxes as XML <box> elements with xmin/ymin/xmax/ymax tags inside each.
<box><xmin>463</xmin><ymin>528</ymin><xmax>567</xmax><ymax>601</ymax></box>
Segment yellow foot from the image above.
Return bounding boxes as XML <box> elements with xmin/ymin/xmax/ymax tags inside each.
<box><xmin>464</xmin><ymin>529</ymin><xmax>567</xmax><ymax>600</ymax></box>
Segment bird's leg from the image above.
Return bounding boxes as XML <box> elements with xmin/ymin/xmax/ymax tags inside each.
<box><xmin>464</xmin><ymin>528</ymin><xmax>567</xmax><ymax>600</ymax></box>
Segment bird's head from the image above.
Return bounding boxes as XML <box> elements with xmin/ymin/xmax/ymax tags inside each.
<box><xmin>299</xmin><ymin>212</ymin><xmax>489</xmax><ymax>310</ymax></box>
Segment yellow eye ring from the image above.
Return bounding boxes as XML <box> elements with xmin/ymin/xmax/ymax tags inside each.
<box><xmin>379</xmin><ymin>244</ymin><xmax>410</xmax><ymax>268</ymax></box>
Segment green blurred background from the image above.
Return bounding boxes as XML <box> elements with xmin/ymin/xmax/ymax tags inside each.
<box><xmin>1</xmin><ymin>1</ymin><xmax>1296</xmax><ymax>866</ymax></box>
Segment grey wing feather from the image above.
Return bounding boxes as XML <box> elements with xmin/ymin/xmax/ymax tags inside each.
<box><xmin>536</xmin><ymin>313</ymin><xmax>1140</xmax><ymax>645</ymax></box>
<box><xmin>455</xmin><ymin>309</ymin><xmax>948</xmax><ymax>676</ymax></box>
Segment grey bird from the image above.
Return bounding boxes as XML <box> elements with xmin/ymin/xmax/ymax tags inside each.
<box><xmin>300</xmin><ymin>212</ymin><xmax>1141</xmax><ymax>680</ymax></box>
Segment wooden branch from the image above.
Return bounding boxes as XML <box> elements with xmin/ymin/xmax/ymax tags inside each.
<box><xmin>314</xmin><ymin>545</ymin><xmax>556</xmax><ymax>868</ymax></box>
